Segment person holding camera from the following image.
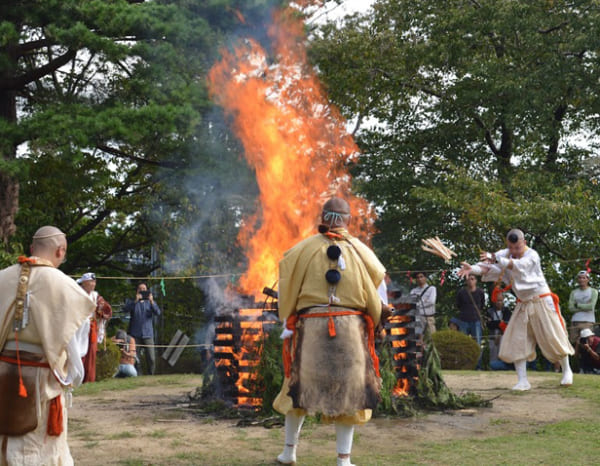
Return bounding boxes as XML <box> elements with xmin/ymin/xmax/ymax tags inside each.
<box><xmin>576</xmin><ymin>328</ymin><xmax>600</xmax><ymax>374</ymax></box>
<box><xmin>112</xmin><ymin>329</ymin><xmax>137</xmax><ymax>378</ymax></box>
<box><xmin>124</xmin><ymin>282</ymin><xmax>161</xmax><ymax>375</ymax></box>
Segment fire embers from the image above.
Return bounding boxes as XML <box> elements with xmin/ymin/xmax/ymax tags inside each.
<box><xmin>385</xmin><ymin>296</ymin><xmax>422</xmax><ymax>397</ymax></box>
<box><xmin>213</xmin><ymin>302</ymin><xmax>278</xmax><ymax>409</ymax></box>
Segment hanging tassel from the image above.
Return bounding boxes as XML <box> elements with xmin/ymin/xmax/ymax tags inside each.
<box><xmin>14</xmin><ymin>331</ymin><xmax>28</xmax><ymax>398</ymax></box>
<box><xmin>47</xmin><ymin>396</ymin><xmax>63</xmax><ymax>436</ymax></box>
<box><xmin>328</xmin><ymin>315</ymin><xmax>336</xmax><ymax>338</ymax></box>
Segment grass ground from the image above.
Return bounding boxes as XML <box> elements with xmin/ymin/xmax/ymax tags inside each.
<box><xmin>70</xmin><ymin>371</ymin><xmax>600</xmax><ymax>465</ymax></box>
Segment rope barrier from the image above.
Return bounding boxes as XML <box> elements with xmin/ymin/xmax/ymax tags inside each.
<box><xmin>116</xmin><ymin>342</ymin><xmax>212</xmax><ymax>349</ymax></box>
<box><xmin>70</xmin><ymin>273</ymin><xmax>242</xmax><ymax>280</ymax></box>
<box><xmin>70</xmin><ymin>256</ymin><xmax>598</xmax><ymax>282</ymax></box>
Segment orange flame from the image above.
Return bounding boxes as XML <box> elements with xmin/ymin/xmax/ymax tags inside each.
<box><xmin>207</xmin><ymin>7</ymin><xmax>376</xmax><ymax>296</ymax></box>
<box><xmin>392</xmin><ymin>378</ymin><xmax>410</xmax><ymax>397</ymax></box>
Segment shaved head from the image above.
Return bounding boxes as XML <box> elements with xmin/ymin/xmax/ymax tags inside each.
<box><xmin>322</xmin><ymin>197</ymin><xmax>351</xmax><ymax>228</ymax></box>
<box><xmin>323</xmin><ymin>197</ymin><xmax>350</xmax><ymax>215</ymax></box>
<box><xmin>506</xmin><ymin>229</ymin><xmax>525</xmax><ymax>244</ymax></box>
<box><xmin>31</xmin><ymin>226</ymin><xmax>67</xmax><ymax>267</ymax></box>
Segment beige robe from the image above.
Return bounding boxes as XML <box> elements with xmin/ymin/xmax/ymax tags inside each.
<box><xmin>0</xmin><ymin>261</ymin><xmax>95</xmax><ymax>466</ymax></box>
<box><xmin>274</xmin><ymin>229</ymin><xmax>385</xmax><ymax>424</ymax></box>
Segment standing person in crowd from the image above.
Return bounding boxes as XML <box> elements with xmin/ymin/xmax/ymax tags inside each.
<box><xmin>112</xmin><ymin>329</ymin><xmax>137</xmax><ymax>378</ymax></box>
<box><xmin>487</xmin><ymin>291</ymin><xmax>512</xmax><ymax>370</ymax></box>
<box><xmin>409</xmin><ymin>271</ymin><xmax>437</xmax><ymax>336</ymax></box>
<box><xmin>575</xmin><ymin>328</ymin><xmax>600</xmax><ymax>374</ymax></box>
<box><xmin>78</xmin><ymin>272</ymin><xmax>112</xmax><ymax>382</ymax></box>
<box><xmin>124</xmin><ymin>282</ymin><xmax>161</xmax><ymax>375</ymax></box>
<box><xmin>459</xmin><ymin>229</ymin><xmax>574</xmax><ymax>390</ymax></box>
<box><xmin>0</xmin><ymin>226</ymin><xmax>95</xmax><ymax>465</ymax></box>
<box><xmin>274</xmin><ymin>197</ymin><xmax>386</xmax><ymax>466</ymax></box>
<box><xmin>568</xmin><ymin>271</ymin><xmax>598</xmax><ymax>345</ymax></box>
<box><xmin>455</xmin><ymin>274</ymin><xmax>486</xmax><ymax>346</ymax></box>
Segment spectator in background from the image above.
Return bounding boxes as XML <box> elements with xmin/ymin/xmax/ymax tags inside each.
<box><xmin>487</xmin><ymin>291</ymin><xmax>512</xmax><ymax>370</ymax></box>
<box><xmin>112</xmin><ymin>330</ymin><xmax>137</xmax><ymax>378</ymax></box>
<box><xmin>78</xmin><ymin>272</ymin><xmax>112</xmax><ymax>383</ymax></box>
<box><xmin>575</xmin><ymin>328</ymin><xmax>600</xmax><ymax>374</ymax></box>
<box><xmin>448</xmin><ymin>317</ymin><xmax>461</xmax><ymax>331</ymax></box>
<box><xmin>409</xmin><ymin>272</ymin><xmax>437</xmax><ymax>335</ymax></box>
<box><xmin>455</xmin><ymin>274</ymin><xmax>485</xmax><ymax>346</ymax></box>
<box><xmin>568</xmin><ymin>271</ymin><xmax>598</xmax><ymax>345</ymax></box>
<box><xmin>124</xmin><ymin>282</ymin><xmax>160</xmax><ymax>375</ymax></box>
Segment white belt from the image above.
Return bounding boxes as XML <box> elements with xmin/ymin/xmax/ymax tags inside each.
<box><xmin>3</xmin><ymin>340</ymin><xmax>44</xmax><ymax>354</ymax></box>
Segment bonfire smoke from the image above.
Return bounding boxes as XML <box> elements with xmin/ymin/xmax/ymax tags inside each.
<box><xmin>163</xmin><ymin>3</ymin><xmax>375</xmax><ymax>371</ymax></box>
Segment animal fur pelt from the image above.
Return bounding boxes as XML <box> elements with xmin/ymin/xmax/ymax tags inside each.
<box><xmin>288</xmin><ymin>308</ymin><xmax>381</xmax><ymax>417</ymax></box>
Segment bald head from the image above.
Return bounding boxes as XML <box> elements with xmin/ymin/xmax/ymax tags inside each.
<box><xmin>506</xmin><ymin>229</ymin><xmax>525</xmax><ymax>244</ymax></box>
<box><xmin>322</xmin><ymin>197</ymin><xmax>351</xmax><ymax>228</ymax></box>
<box><xmin>31</xmin><ymin>226</ymin><xmax>67</xmax><ymax>267</ymax></box>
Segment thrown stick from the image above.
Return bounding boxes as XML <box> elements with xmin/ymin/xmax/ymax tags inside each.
<box><xmin>421</xmin><ymin>237</ymin><xmax>457</xmax><ymax>263</ymax></box>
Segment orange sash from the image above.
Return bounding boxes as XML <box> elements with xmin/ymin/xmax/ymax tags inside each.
<box><xmin>282</xmin><ymin>309</ymin><xmax>380</xmax><ymax>378</ymax></box>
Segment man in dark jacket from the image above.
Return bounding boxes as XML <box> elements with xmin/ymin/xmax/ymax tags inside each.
<box><xmin>455</xmin><ymin>274</ymin><xmax>486</xmax><ymax>345</ymax></box>
<box><xmin>124</xmin><ymin>282</ymin><xmax>161</xmax><ymax>375</ymax></box>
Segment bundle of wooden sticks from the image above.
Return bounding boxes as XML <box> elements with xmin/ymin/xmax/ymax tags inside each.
<box><xmin>421</xmin><ymin>237</ymin><xmax>457</xmax><ymax>263</ymax></box>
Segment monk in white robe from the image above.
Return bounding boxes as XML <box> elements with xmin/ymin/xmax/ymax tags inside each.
<box><xmin>0</xmin><ymin>226</ymin><xmax>95</xmax><ymax>466</ymax></box>
<box><xmin>274</xmin><ymin>198</ymin><xmax>387</xmax><ymax>466</ymax></box>
<box><xmin>459</xmin><ymin>229</ymin><xmax>574</xmax><ymax>391</ymax></box>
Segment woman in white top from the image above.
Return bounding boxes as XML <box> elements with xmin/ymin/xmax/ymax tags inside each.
<box><xmin>568</xmin><ymin>271</ymin><xmax>598</xmax><ymax>344</ymax></box>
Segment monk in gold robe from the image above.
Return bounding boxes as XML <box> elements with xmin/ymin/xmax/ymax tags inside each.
<box><xmin>0</xmin><ymin>226</ymin><xmax>95</xmax><ymax>466</ymax></box>
<box><xmin>274</xmin><ymin>198</ymin><xmax>387</xmax><ymax>466</ymax></box>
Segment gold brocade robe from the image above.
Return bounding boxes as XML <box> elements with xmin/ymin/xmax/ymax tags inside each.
<box><xmin>273</xmin><ymin>229</ymin><xmax>386</xmax><ymax>424</ymax></box>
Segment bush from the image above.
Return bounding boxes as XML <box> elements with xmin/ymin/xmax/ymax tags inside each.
<box><xmin>95</xmin><ymin>338</ymin><xmax>121</xmax><ymax>381</ymax></box>
<box><xmin>431</xmin><ymin>330</ymin><xmax>480</xmax><ymax>370</ymax></box>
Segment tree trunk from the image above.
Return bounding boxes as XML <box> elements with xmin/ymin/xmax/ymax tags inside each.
<box><xmin>0</xmin><ymin>88</ymin><xmax>19</xmax><ymax>246</ymax></box>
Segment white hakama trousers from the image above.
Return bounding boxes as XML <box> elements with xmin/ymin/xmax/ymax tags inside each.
<box><xmin>499</xmin><ymin>294</ymin><xmax>574</xmax><ymax>364</ymax></box>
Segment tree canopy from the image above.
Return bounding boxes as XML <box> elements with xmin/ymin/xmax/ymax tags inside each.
<box><xmin>0</xmin><ymin>0</ymin><xmax>286</xmax><ymax>277</ymax></box>
<box><xmin>309</xmin><ymin>0</ymin><xmax>600</xmax><ymax>292</ymax></box>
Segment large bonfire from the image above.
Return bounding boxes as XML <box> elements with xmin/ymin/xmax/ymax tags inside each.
<box><xmin>207</xmin><ymin>6</ymin><xmax>376</xmax><ymax>297</ymax></box>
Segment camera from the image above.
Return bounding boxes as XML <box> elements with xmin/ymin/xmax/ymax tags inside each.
<box><xmin>580</xmin><ymin>337</ymin><xmax>588</xmax><ymax>346</ymax></box>
<box><xmin>140</xmin><ymin>290</ymin><xmax>151</xmax><ymax>300</ymax></box>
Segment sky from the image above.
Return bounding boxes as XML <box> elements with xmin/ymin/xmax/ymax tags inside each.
<box><xmin>310</xmin><ymin>0</ymin><xmax>374</xmax><ymax>24</ymax></box>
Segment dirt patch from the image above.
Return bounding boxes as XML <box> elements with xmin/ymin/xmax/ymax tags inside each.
<box><xmin>68</xmin><ymin>371</ymin><xmax>590</xmax><ymax>465</ymax></box>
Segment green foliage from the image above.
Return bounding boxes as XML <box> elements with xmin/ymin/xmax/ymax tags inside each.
<box><xmin>310</xmin><ymin>0</ymin><xmax>600</xmax><ymax>284</ymax></box>
<box><xmin>376</xmin><ymin>333</ymin><xmax>489</xmax><ymax>416</ymax></box>
<box><xmin>254</xmin><ymin>324</ymin><xmax>284</xmax><ymax>416</ymax></box>
<box><xmin>95</xmin><ymin>338</ymin><xmax>121</xmax><ymax>381</ymax></box>
<box><xmin>0</xmin><ymin>240</ymin><xmax>22</xmax><ymax>269</ymax></box>
<box><xmin>432</xmin><ymin>330</ymin><xmax>481</xmax><ymax>370</ymax></box>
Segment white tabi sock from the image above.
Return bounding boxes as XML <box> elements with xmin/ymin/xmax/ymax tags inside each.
<box><xmin>277</xmin><ymin>413</ymin><xmax>305</xmax><ymax>464</ymax></box>
<box><xmin>560</xmin><ymin>356</ymin><xmax>573</xmax><ymax>385</ymax></box>
<box><xmin>336</xmin><ymin>423</ymin><xmax>355</xmax><ymax>465</ymax></box>
<box><xmin>512</xmin><ymin>359</ymin><xmax>531</xmax><ymax>391</ymax></box>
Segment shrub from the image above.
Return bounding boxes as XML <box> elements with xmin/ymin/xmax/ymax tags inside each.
<box><xmin>95</xmin><ymin>338</ymin><xmax>121</xmax><ymax>381</ymax></box>
<box><xmin>431</xmin><ymin>329</ymin><xmax>480</xmax><ymax>370</ymax></box>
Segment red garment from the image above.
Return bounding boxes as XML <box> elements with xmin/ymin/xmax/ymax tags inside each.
<box><xmin>82</xmin><ymin>318</ymin><xmax>98</xmax><ymax>383</ymax></box>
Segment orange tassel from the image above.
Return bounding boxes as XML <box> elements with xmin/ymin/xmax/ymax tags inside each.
<box><xmin>14</xmin><ymin>331</ymin><xmax>28</xmax><ymax>398</ymax></box>
<box><xmin>47</xmin><ymin>396</ymin><xmax>63</xmax><ymax>436</ymax></box>
<box><xmin>19</xmin><ymin>378</ymin><xmax>28</xmax><ymax>398</ymax></box>
<box><xmin>328</xmin><ymin>316</ymin><xmax>336</xmax><ymax>337</ymax></box>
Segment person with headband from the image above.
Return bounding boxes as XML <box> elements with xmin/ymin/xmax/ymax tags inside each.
<box><xmin>568</xmin><ymin>270</ymin><xmax>598</xmax><ymax>345</ymax></box>
<box><xmin>274</xmin><ymin>197</ymin><xmax>387</xmax><ymax>466</ymax></box>
<box><xmin>458</xmin><ymin>229</ymin><xmax>574</xmax><ymax>390</ymax></box>
<box><xmin>0</xmin><ymin>226</ymin><xmax>95</xmax><ymax>465</ymax></box>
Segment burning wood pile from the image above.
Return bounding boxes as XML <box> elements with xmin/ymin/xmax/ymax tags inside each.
<box><xmin>386</xmin><ymin>295</ymin><xmax>421</xmax><ymax>397</ymax></box>
<box><xmin>211</xmin><ymin>290</ymin><xmax>278</xmax><ymax>409</ymax></box>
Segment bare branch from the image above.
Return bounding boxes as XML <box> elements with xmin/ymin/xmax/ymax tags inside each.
<box><xmin>0</xmin><ymin>49</ymin><xmax>76</xmax><ymax>90</ymax></box>
<box><xmin>97</xmin><ymin>144</ymin><xmax>184</xmax><ymax>169</ymax></box>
